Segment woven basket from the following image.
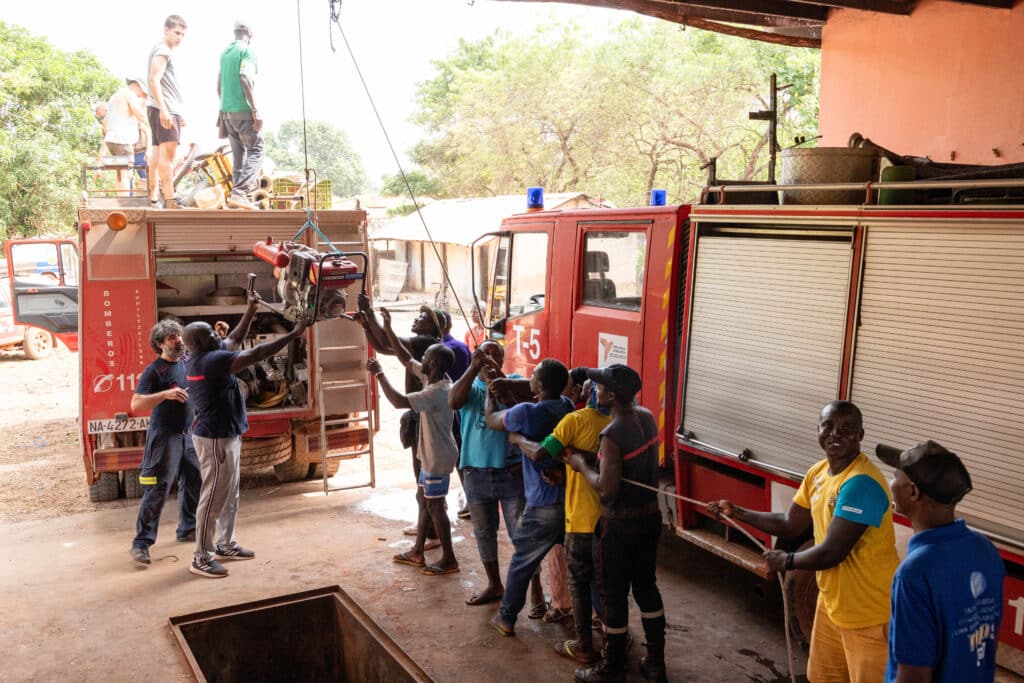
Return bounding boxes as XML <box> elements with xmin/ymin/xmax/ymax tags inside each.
<box><xmin>780</xmin><ymin>147</ymin><xmax>879</xmax><ymax>204</ymax></box>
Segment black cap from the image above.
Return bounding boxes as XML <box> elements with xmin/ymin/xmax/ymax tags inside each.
<box><xmin>876</xmin><ymin>440</ymin><xmax>972</xmax><ymax>505</ymax></box>
<box><xmin>586</xmin><ymin>364</ymin><xmax>641</xmax><ymax>401</ymax></box>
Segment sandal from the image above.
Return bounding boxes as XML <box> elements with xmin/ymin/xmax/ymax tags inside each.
<box><xmin>552</xmin><ymin>639</ymin><xmax>599</xmax><ymax>664</ymax></box>
<box><xmin>392</xmin><ymin>551</ymin><xmax>425</xmax><ymax>568</ymax></box>
<box><xmin>489</xmin><ymin>614</ymin><xmax>515</xmax><ymax>637</ymax></box>
<box><xmin>527</xmin><ymin>601</ymin><xmax>550</xmax><ymax>620</ymax></box>
<box><xmin>420</xmin><ymin>563</ymin><xmax>460</xmax><ymax>576</ymax></box>
<box><xmin>466</xmin><ymin>591</ymin><xmax>504</xmax><ymax>606</ymax></box>
<box><xmin>542</xmin><ymin>606</ymin><xmax>573</xmax><ymax>624</ymax></box>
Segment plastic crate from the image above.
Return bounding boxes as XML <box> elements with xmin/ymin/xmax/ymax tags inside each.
<box><xmin>270</xmin><ymin>178</ymin><xmax>332</xmax><ymax>210</ymax></box>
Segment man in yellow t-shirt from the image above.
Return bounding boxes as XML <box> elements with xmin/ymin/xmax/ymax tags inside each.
<box><xmin>708</xmin><ymin>400</ymin><xmax>899</xmax><ymax>683</ymax></box>
<box><xmin>511</xmin><ymin>398</ymin><xmax>611</xmax><ymax>666</ymax></box>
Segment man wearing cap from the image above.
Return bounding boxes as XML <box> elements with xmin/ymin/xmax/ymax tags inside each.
<box><xmin>566</xmin><ymin>364</ymin><xmax>666</xmax><ymax>683</ymax></box>
<box><xmin>881</xmin><ymin>441</ymin><xmax>1004</xmax><ymax>683</ymax></box>
<box><xmin>97</xmin><ymin>77</ymin><xmax>149</xmax><ymax>195</ymax></box>
<box><xmin>217</xmin><ymin>20</ymin><xmax>263</xmax><ymax>211</ymax></box>
<box><xmin>709</xmin><ymin>400</ymin><xmax>900</xmax><ymax>683</ymax></box>
<box><xmin>147</xmin><ymin>15</ymin><xmax>187</xmax><ymax>209</ymax></box>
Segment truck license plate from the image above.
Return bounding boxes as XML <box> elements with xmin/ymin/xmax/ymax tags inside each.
<box><xmin>87</xmin><ymin>417</ymin><xmax>149</xmax><ymax>434</ymax></box>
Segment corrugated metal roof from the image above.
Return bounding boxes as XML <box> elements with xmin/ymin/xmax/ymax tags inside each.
<box><xmin>368</xmin><ymin>193</ymin><xmax>611</xmax><ymax>246</ymax></box>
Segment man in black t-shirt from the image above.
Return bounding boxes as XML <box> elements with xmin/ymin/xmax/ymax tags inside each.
<box><xmin>354</xmin><ymin>294</ymin><xmax>445</xmax><ymax>539</ymax></box>
<box><xmin>129</xmin><ymin>320</ymin><xmax>202</xmax><ymax>565</ymax></box>
<box><xmin>567</xmin><ymin>364</ymin><xmax>667</xmax><ymax>683</ymax></box>
<box><xmin>183</xmin><ymin>314</ymin><xmax>309</xmax><ymax>578</ymax></box>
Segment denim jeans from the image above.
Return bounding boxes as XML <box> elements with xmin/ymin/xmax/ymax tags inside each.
<box><xmin>498</xmin><ymin>503</ymin><xmax>565</xmax><ymax>625</ymax></box>
<box><xmin>133</xmin><ymin>430</ymin><xmax>201</xmax><ymax>549</ymax></box>
<box><xmin>223</xmin><ymin>113</ymin><xmax>264</xmax><ymax>196</ymax></box>
<box><xmin>462</xmin><ymin>465</ymin><xmax>525</xmax><ymax>563</ymax></box>
<box><xmin>566</xmin><ymin>531</ymin><xmax>603</xmax><ymax>644</ymax></box>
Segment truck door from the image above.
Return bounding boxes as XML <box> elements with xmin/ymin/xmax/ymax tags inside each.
<box><xmin>569</xmin><ymin>225</ymin><xmax>650</xmax><ymax>373</ymax></box>
<box><xmin>4</xmin><ymin>239</ymin><xmax>79</xmax><ymax>334</ymax></box>
<box><xmin>474</xmin><ymin>224</ymin><xmax>553</xmax><ymax>376</ymax></box>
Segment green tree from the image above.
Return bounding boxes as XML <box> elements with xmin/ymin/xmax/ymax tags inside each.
<box><xmin>411</xmin><ymin>20</ymin><xmax>819</xmax><ymax>205</ymax></box>
<box><xmin>265</xmin><ymin>120</ymin><xmax>366</xmax><ymax>197</ymax></box>
<box><xmin>0</xmin><ymin>22</ymin><xmax>118</xmax><ymax>238</ymax></box>
<box><xmin>380</xmin><ymin>169</ymin><xmax>442</xmax><ymax>198</ymax></box>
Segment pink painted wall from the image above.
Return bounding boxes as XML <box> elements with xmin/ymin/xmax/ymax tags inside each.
<box><xmin>819</xmin><ymin>0</ymin><xmax>1024</xmax><ymax>164</ymax></box>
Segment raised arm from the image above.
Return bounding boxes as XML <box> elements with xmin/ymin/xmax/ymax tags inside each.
<box><xmin>230</xmin><ymin>317</ymin><xmax>309</xmax><ymax>374</ymax></box>
<box><xmin>483</xmin><ymin>389</ymin><xmax>510</xmax><ymax>431</ymax></box>
<box><xmin>224</xmin><ymin>293</ymin><xmax>260</xmax><ymax>351</ymax></box>
<box><xmin>449</xmin><ymin>350</ymin><xmax>483</xmax><ymax>410</ymax></box>
<box><xmin>366</xmin><ymin>357</ymin><xmax>411</xmax><ymax>410</ymax></box>
<box><xmin>379</xmin><ymin>308</ymin><xmax>413</xmax><ymax>368</ymax></box>
<box><xmin>356</xmin><ymin>294</ymin><xmax>393</xmax><ymax>354</ymax></box>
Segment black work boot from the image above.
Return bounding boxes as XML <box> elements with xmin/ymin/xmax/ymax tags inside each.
<box><xmin>639</xmin><ymin>642</ymin><xmax>668</xmax><ymax>683</ymax></box>
<box><xmin>574</xmin><ymin>658</ymin><xmax>626</xmax><ymax>683</ymax></box>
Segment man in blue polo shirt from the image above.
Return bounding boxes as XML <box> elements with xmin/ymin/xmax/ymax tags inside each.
<box><xmin>484</xmin><ymin>358</ymin><xmax>574</xmax><ymax>636</ymax></box>
<box><xmin>881</xmin><ymin>440</ymin><xmax>1004</xmax><ymax>683</ymax></box>
<box><xmin>183</xmin><ymin>315</ymin><xmax>309</xmax><ymax>578</ymax></box>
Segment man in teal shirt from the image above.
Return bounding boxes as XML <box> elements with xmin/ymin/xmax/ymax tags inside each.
<box><xmin>217</xmin><ymin>20</ymin><xmax>263</xmax><ymax>210</ymax></box>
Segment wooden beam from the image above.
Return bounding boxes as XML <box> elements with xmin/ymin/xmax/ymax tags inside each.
<box><xmin>494</xmin><ymin>0</ymin><xmax>826</xmax><ymax>25</ymax></box>
<box><xmin>682</xmin><ymin>16</ymin><xmax>822</xmax><ymax>47</ymax></box>
<box><xmin>946</xmin><ymin>0</ymin><xmax>1013</xmax><ymax>7</ymax></box>
<box><xmin>788</xmin><ymin>0</ymin><xmax>910</xmax><ymax>14</ymax></box>
<box><xmin>661</xmin><ymin>0</ymin><xmax>830</xmax><ymax>20</ymax></box>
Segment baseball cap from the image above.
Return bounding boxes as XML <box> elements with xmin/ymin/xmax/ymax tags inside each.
<box><xmin>586</xmin><ymin>364</ymin><xmax>641</xmax><ymax>401</ymax></box>
<box><xmin>234</xmin><ymin>20</ymin><xmax>253</xmax><ymax>35</ymax></box>
<box><xmin>125</xmin><ymin>76</ymin><xmax>148</xmax><ymax>96</ymax></box>
<box><xmin>876</xmin><ymin>440</ymin><xmax>972</xmax><ymax>505</ymax></box>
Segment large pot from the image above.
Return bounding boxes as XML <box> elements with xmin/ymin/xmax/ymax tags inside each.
<box><xmin>780</xmin><ymin>146</ymin><xmax>879</xmax><ymax>205</ymax></box>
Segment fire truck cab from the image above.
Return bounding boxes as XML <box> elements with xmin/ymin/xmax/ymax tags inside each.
<box><xmin>479</xmin><ymin>181</ymin><xmax>1024</xmax><ymax>673</ymax></box>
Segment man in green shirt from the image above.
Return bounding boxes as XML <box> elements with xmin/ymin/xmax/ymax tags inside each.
<box><xmin>217</xmin><ymin>20</ymin><xmax>264</xmax><ymax>211</ymax></box>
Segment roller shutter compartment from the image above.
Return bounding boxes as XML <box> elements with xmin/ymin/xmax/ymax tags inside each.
<box><xmin>682</xmin><ymin>235</ymin><xmax>852</xmax><ymax>476</ymax></box>
<box><xmin>851</xmin><ymin>223</ymin><xmax>1024</xmax><ymax>544</ymax></box>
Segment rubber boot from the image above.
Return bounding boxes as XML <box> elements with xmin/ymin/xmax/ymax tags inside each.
<box><xmin>639</xmin><ymin>642</ymin><xmax>668</xmax><ymax>683</ymax></box>
<box><xmin>574</xmin><ymin>633</ymin><xmax>627</xmax><ymax>683</ymax></box>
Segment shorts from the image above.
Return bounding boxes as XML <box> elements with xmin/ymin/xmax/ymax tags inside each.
<box><xmin>148</xmin><ymin>106</ymin><xmax>182</xmax><ymax>145</ymax></box>
<box><xmin>106</xmin><ymin>142</ymin><xmax>133</xmax><ymax>156</ymax></box>
<box><xmin>134</xmin><ymin>150</ymin><xmax>148</xmax><ymax>179</ymax></box>
<box><xmin>418</xmin><ymin>469</ymin><xmax>450</xmax><ymax>499</ymax></box>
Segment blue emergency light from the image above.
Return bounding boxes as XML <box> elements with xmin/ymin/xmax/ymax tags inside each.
<box><xmin>526</xmin><ymin>187</ymin><xmax>544</xmax><ymax>210</ymax></box>
<box><xmin>650</xmin><ymin>189</ymin><xmax>667</xmax><ymax>206</ymax></box>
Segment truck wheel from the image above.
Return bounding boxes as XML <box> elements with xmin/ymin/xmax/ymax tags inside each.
<box><xmin>123</xmin><ymin>469</ymin><xmax>144</xmax><ymax>499</ymax></box>
<box><xmin>239</xmin><ymin>435</ymin><xmax>292</xmax><ymax>472</ymax></box>
<box><xmin>88</xmin><ymin>472</ymin><xmax>120</xmax><ymax>502</ymax></box>
<box><xmin>782</xmin><ymin>541</ymin><xmax>818</xmax><ymax>650</ymax></box>
<box><xmin>308</xmin><ymin>459</ymin><xmax>341</xmax><ymax>479</ymax></box>
<box><xmin>272</xmin><ymin>455</ymin><xmax>308</xmax><ymax>483</ymax></box>
<box><xmin>23</xmin><ymin>328</ymin><xmax>53</xmax><ymax>360</ymax></box>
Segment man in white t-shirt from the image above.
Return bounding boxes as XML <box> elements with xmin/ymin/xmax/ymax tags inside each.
<box><xmin>97</xmin><ymin>78</ymin><xmax>149</xmax><ymax>194</ymax></box>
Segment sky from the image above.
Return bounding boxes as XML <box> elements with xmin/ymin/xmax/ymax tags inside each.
<box><xmin>4</xmin><ymin>0</ymin><xmax>628</xmax><ymax>188</ymax></box>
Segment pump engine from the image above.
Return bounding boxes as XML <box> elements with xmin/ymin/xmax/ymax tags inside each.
<box><xmin>253</xmin><ymin>238</ymin><xmax>361</xmax><ymax>322</ymax></box>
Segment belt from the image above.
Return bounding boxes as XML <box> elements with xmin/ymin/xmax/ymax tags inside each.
<box><xmin>464</xmin><ymin>462</ymin><xmax>522</xmax><ymax>473</ymax></box>
<box><xmin>601</xmin><ymin>500</ymin><xmax>660</xmax><ymax>520</ymax></box>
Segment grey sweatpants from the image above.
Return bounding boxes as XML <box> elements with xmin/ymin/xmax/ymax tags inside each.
<box><xmin>192</xmin><ymin>435</ymin><xmax>241</xmax><ymax>563</ymax></box>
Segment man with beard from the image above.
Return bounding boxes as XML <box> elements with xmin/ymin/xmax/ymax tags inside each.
<box><xmin>129</xmin><ymin>320</ymin><xmax>202</xmax><ymax>565</ymax></box>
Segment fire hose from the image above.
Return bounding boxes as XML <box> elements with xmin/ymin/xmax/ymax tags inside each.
<box><xmin>620</xmin><ymin>477</ymin><xmax>799</xmax><ymax>683</ymax></box>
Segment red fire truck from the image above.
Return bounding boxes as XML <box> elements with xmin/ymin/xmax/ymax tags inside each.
<box><xmin>475</xmin><ymin>179</ymin><xmax>1024</xmax><ymax>673</ymax></box>
<box><xmin>69</xmin><ymin>203</ymin><xmax>377</xmax><ymax>503</ymax></box>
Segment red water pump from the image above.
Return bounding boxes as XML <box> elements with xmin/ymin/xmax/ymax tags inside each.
<box><xmin>252</xmin><ymin>238</ymin><xmax>366</xmax><ymax>322</ymax></box>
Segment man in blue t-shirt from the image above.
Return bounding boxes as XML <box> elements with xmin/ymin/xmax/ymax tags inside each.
<box><xmin>881</xmin><ymin>440</ymin><xmax>1005</xmax><ymax>683</ymax></box>
<box><xmin>183</xmin><ymin>314</ymin><xmax>309</xmax><ymax>578</ymax></box>
<box><xmin>129</xmin><ymin>320</ymin><xmax>202</xmax><ymax>565</ymax></box>
<box><xmin>484</xmin><ymin>358</ymin><xmax>573</xmax><ymax>636</ymax></box>
<box><xmin>449</xmin><ymin>341</ymin><xmax>525</xmax><ymax>606</ymax></box>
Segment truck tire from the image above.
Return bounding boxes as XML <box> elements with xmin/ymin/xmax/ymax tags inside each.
<box><xmin>23</xmin><ymin>328</ymin><xmax>53</xmax><ymax>360</ymax></box>
<box><xmin>123</xmin><ymin>469</ymin><xmax>144</xmax><ymax>499</ymax></box>
<box><xmin>782</xmin><ymin>541</ymin><xmax>818</xmax><ymax>650</ymax></box>
<box><xmin>239</xmin><ymin>435</ymin><xmax>292</xmax><ymax>472</ymax></box>
<box><xmin>88</xmin><ymin>472</ymin><xmax>120</xmax><ymax>502</ymax></box>
<box><xmin>272</xmin><ymin>454</ymin><xmax>308</xmax><ymax>483</ymax></box>
<box><xmin>309</xmin><ymin>458</ymin><xmax>341</xmax><ymax>479</ymax></box>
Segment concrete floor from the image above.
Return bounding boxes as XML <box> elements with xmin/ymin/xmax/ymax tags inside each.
<box><xmin>1</xmin><ymin>457</ymin><xmax>807</xmax><ymax>682</ymax></box>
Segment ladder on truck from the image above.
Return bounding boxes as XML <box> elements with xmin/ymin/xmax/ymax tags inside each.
<box><xmin>313</xmin><ymin>317</ymin><xmax>376</xmax><ymax>494</ymax></box>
